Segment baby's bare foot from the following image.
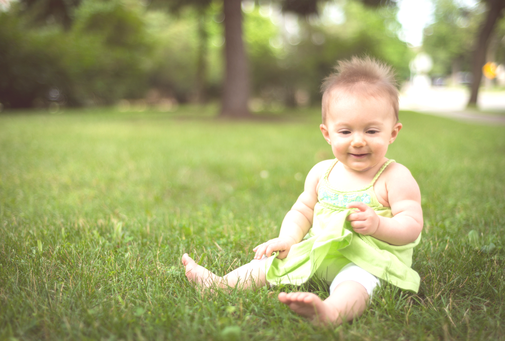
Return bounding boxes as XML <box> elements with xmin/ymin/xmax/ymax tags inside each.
<box><xmin>181</xmin><ymin>253</ymin><xmax>219</xmax><ymax>288</ymax></box>
<box><xmin>278</xmin><ymin>292</ymin><xmax>338</xmax><ymax>326</ymax></box>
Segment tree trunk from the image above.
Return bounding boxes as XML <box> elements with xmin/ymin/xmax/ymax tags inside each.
<box><xmin>220</xmin><ymin>0</ymin><xmax>250</xmax><ymax>117</ymax></box>
<box><xmin>467</xmin><ymin>0</ymin><xmax>505</xmax><ymax>107</ymax></box>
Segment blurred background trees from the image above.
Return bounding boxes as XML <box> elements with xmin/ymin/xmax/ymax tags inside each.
<box><xmin>423</xmin><ymin>0</ymin><xmax>505</xmax><ymax>107</ymax></box>
<box><xmin>1</xmin><ymin>0</ymin><xmax>151</xmax><ymax>107</ymax></box>
<box><xmin>423</xmin><ymin>0</ymin><xmax>478</xmax><ymax>84</ymax></box>
<box><xmin>466</xmin><ymin>0</ymin><xmax>505</xmax><ymax>106</ymax></box>
<box><xmin>1</xmin><ymin>0</ymin><xmax>503</xmax><ymax>113</ymax></box>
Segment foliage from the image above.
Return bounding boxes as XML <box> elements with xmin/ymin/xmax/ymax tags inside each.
<box><xmin>0</xmin><ymin>108</ymin><xmax>504</xmax><ymax>339</ymax></box>
<box><xmin>267</xmin><ymin>1</ymin><xmax>412</xmax><ymax>105</ymax></box>
<box><xmin>0</xmin><ymin>13</ymin><xmax>68</xmax><ymax>108</ymax></box>
<box><xmin>144</xmin><ymin>5</ymin><xmax>224</xmax><ymax>103</ymax></box>
<box><xmin>17</xmin><ymin>0</ymin><xmax>82</xmax><ymax>30</ymax></box>
<box><xmin>63</xmin><ymin>0</ymin><xmax>152</xmax><ymax>104</ymax></box>
<box><xmin>0</xmin><ymin>0</ymin><xmax>152</xmax><ymax>109</ymax></box>
<box><xmin>148</xmin><ymin>0</ymin><xmax>412</xmax><ymax>108</ymax></box>
<box><xmin>2</xmin><ymin>0</ymin><xmax>413</xmax><ymax>110</ymax></box>
<box><xmin>489</xmin><ymin>13</ymin><xmax>505</xmax><ymax>68</ymax></box>
<box><xmin>243</xmin><ymin>6</ymin><xmax>286</xmax><ymax>105</ymax></box>
<box><xmin>148</xmin><ymin>0</ymin><xmax>213</xmax><ymax>13</ymax></box>
<box><xmin>424</xmin><ymin>0</ymin><xmax>505</xmax><ymax>81</ymax></box>
<box><xmin>423</xmin><ymin>0</ymin><xmax>482</xmax><ymax>77</ymax></box>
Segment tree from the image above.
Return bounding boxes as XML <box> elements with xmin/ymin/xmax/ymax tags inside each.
<box><xmin>221</xmin><ymin>0</ymin><xmax>249</xmax><ymax>117</ymax></box>
<box><xmin>0</xmin><ymin>12</ymin><xmax>70</xmax><ymax>108</ymax></box>
<box><xmin>148</xmin><ymin>0</ymin><xmax>213</xmax><ymax>103</ymax></box>
<box><xmin>17</xmin><ymin>0</ymin><xmax>82</xmax><ymax>30</ymax></box>
<box><xmin>166</xmin><ymin>0</ymin><xmax>398</xmax><ymax>118</ymax></box>
<box><xmin>423</xmin><ymin>0</ymin><xmax>477</xmax><ymax>83</ymax></box>
<box><xmin>261</xmin><ymin>0</ymin><xmax>410</xmax><ymax>108</ymax></box>
<box><xmin>2</xmin><ymin>0</ymin><xmax>153</xmax><ymax>108</ymax></box>
<box><xmin>11</xmin><ymin>0</ymin><xmax>405</xmax><ymax>115</ymax></box>
<box><xmin>468</xmin><ymin>0</ymin><xmax>505</xmax><ymax>107</ymax></box>
<box><xmin>222</xmin><ymin>0</ymin><xmax>397</xmax><ymax>117</ymax></box>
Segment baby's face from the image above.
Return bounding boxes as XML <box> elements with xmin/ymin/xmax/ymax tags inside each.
<box><xmin>320</xmin><ymin>94</ymin><xmax>401</xmax><ymax>174</ymax></box>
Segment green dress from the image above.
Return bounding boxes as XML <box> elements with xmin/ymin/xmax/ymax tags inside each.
<box><xmin>264</xmin><ymin>159</ymin><xmax>421</xmax><ymax>293</ymax></box>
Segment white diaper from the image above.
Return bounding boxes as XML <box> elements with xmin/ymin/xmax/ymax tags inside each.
<box><xmin>329</xmin><ymin>262</ymin><xmax>380</xmax><ymax>298</ymax></box>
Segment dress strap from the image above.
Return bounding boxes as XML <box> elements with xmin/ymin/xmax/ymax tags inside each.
<box><xmin>323</xmin><ymin>159</ymin><xmax>339</xmax><ymax>180</ymax></box>
<box><xmin>370</xmin><ymin>159</ymin><xmax>395</xmax><ymax>186</ymax></box>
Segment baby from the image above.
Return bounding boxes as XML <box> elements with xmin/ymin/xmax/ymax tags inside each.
<box><xmin>182</xmin><ymin>56</ymin><xmax>423</xmax><ymax>326</ymax></box>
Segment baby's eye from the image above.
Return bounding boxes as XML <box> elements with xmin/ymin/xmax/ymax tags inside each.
<box><xmin>339</xmin><ymin>131</ymin><xmax>351</xmax><ymax>135</ymax></box>
<box><xmin>367</xmin><ymin>130</ymin><xmax>379</xmax><ymax>134</ymax></box>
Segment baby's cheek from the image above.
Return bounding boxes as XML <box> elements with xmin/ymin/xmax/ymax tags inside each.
<box><xmin>333</xmin><ymin>145</ymin><xmax>347</xmax><ymax>155</ymax></box>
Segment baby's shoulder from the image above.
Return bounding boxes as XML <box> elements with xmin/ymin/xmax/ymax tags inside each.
<box><xmin>304</xmin><ymin>159</ymin><xmax>334</xmax><ymax>186</ymax></box>
<box><xmin>381</xmin><ymin>161</ymin><xmax>418</xmax><ymax>186</ymax></box>
<box><xmin>385</xmin><ymin>161</ymin><xmax>411</xmax><ymax>175</ymax></box>
<box><xmin>309</xmin><ymin>159</ymin><xmax>334</xmax><ymax>177</ymax></box>
<box><xmin>379</xmin><ymin>161</ymin><xmax>421</xmax><ymax>204</ymax></box>
<box><xmin>315</xmin><ymin>159</ymin><xmax>335</xmax><ymax>169</ymax></box>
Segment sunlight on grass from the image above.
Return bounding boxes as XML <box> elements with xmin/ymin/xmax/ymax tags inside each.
<box><xmin>0</xmin><ymin>109</ymin><xmax>504</xmax><ymax>340</ymax></box>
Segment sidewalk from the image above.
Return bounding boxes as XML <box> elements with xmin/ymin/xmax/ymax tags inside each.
<box><xmin>399</xmin><ymin>85</ymin><xmax>505</xmax><ymax>125</ymax></box>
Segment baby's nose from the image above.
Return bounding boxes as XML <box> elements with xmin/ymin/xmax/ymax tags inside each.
<box><xmin>351</xmin><ymin>134</ymin><xmax>366</xmax><ymax>146</ymax></box>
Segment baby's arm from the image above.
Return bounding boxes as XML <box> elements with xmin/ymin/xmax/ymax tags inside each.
<box><xmin>253</xmin><ymin>161</ymin><xmax>329</xmax><ymax>259</ymax></box>
<box><xmin>347</xmin><ymin>164</ymin><xmax>423</xmax><ymax>245</ymax></box>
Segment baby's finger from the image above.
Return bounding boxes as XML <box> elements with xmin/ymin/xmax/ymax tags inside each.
<box><xmin>350</xmin><ymin>220</ymin><xmax>367</xmax><ymax>229</ymax></box>
<box><xmin>253</xmin><ymin>239</ymin><xmax>274</xmax><ymax>252</ymax></box>
<box><xmin>265</xmin><ymin>242</ymin><xmax>282</xmax><ymax>257</ymax></box>
<box><xmin>252</xmin><ymin>243</ymin><xmax>264</xmax><ymax>251</ymax></box>
<box><xmin>347</xmin><ymin>212</ymin><xmax>366</xmax><ymax>221</ymax></box>
<box><xmin>264</xmin><ymin>243</ymin><xmax>275</xmax><ymax>257</ymax></box>
<box><xmin>347</xmin><ymin>202</ymin><xmax>368</xmax><ymax>212</ymax></box>
<box><xmin>256</xmin><ymin>241</ymin><xmax>275</xmax><ymax>258</ymax></box>
<box><xmin>254</xmin><ymin>245</ymin><xmax>266</xmax><ymax>259</ymax></box>
<box><xmin>252</xmin><ymin>244</ymin><xmax>262</xmax><ymax>252</ymax></box>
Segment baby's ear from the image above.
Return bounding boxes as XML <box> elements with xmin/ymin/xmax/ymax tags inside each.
<box><xmin>320</xmin><ymin>124</ymin><xmax>331</xmax><ymax>144</ymax></box>
<box><xmin>389</xmin><ymin>123</ymin><xmax>402</xmax><ymax>144</ymax></box>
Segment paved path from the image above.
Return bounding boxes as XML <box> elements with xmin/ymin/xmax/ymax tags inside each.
<box><xmin>399</xmin><ymin>85</ymin><xmax>505</xmax><ymax>125</ymax></box>
<box><xmin>411</xmin><ymin>110</ymin><xmax>505</xmax><ymax>125</ymax></box>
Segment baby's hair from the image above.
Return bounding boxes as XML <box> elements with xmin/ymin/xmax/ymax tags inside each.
<box><xmin>321</xmin><ymin>56</ymin><xmax>399</xmax><ymax>122</ymax></box>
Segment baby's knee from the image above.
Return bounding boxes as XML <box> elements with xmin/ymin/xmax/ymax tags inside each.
<box><xmin>329</xmin><ymin>263</ymin><xmax>380</xmax><ymax>299</ymax></box>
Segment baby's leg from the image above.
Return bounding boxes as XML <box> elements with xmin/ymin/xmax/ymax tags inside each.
<box><xmin>223</xmin><ymin>256</ymin><xmax>268</xmax><ymax>289</ymax></box>
<box><xmin>278</xmin><ymin>281</ymin><xmax>369</xmax><ymax>326</ymax></box>
<box><xmin>182</xmin><ymin>254</ymin><xmax>268</xmax><ymax>290</ymax></box>
<box><xmin>278</xmin><ymin>263</ymin><xmax>379</xmax><ymax>326</ymax></box>
<box><xmin>181</xmin><ymin>254</ymin><xmax>220</xmax><ymax>288</ymax></box>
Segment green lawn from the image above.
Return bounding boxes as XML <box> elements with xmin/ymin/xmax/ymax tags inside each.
<box><xmin>1</xmin><ymin>108</ymin><xmax>504</xmax><ymax>340</ymax></box>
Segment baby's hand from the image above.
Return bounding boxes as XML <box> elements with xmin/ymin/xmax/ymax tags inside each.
<box><xmin>252</xmin><ymin>237</ymin><xmax>296</xmax><ymax>260</ymax></box>
<box><xmin>347</xmin><ymin>202</ymin><xmax>380</xmax><ymax>236</ymax></box>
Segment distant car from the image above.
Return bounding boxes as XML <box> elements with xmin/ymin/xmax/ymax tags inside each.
<box><xmin>432</xmin><ymin>77</ymin><xmax>445</xmax><ymax>86</ymax></box>
<box><xmin>457</xmin><ymin>72</ymin><xmax>472</xmax><ymax>86</ymax></box>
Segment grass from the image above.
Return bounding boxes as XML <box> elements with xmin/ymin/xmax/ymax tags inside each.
<box><xmin>1</xmin><ymin>107</ymin><xmax>504</xmax><ymax>340</ymax></box>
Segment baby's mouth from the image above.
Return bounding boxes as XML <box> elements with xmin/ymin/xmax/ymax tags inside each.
<box><xmin>350</xmin><ymin>153</ymin><xmax>368</xmax><ymax>158</ymax></box>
